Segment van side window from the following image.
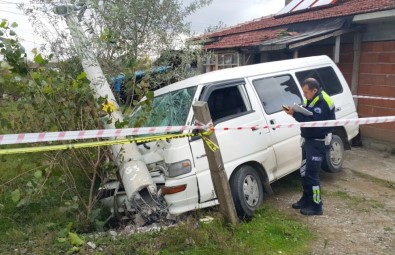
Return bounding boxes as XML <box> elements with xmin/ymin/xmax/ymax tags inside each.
<box><xmin>295</xmin><ymin>67</ymin><xmax>343</xmax><ymax>96</ymax></box>
<box><xmin>253</xmin><ymin>75</ymin><xmax>302</xmax><ymax>114</ymax></box>
<box><xmin>207</xmin><ymin>85</ymin><xmax>248</xmax><ymax>122</ymax></box>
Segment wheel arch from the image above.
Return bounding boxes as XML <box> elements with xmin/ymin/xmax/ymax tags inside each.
<box><xmin>333</xmin><ymin>126</ymin><xmax>350</xmax><ymax>150</ymax></box>
<box><xmin>230</xmin><ymin>161</ymin><xmax>273</xmax><ymax>195</ymax></box>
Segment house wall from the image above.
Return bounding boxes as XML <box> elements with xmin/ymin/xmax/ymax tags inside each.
<box><xmin>363</xmin><ymin>22</ymin><xmax>395</xmax><ymax>42</ymax></box>
<box><xmin>357</xmin><ymin>40</ymin><xmax>395</xmax><ymax>143</ymax></box>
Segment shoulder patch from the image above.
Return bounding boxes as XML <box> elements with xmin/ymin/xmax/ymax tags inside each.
<box><xmin>314</xmin><ymin>107</ymin><xmax>322</xmax><ymax>114</ymax></box>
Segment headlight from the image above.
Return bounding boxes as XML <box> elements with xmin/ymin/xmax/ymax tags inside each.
<box><xmin>167</xmin><ymin>160</ymin><xmax>192</xmax><ymax>177</ymax></box>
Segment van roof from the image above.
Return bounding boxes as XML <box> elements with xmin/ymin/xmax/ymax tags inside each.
<box><xmin>154</xmin><ymin>55</ymin><xmax>333</xmax><ymax>96</ymax></box>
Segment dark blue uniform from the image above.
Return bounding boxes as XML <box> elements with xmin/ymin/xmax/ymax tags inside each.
<box><xmin>293</xmin><ymin>89</ymin><xmax>335</xmax><ymax>214</ymax></box>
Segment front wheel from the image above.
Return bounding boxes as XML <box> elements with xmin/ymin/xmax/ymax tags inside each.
<box><xmin>322</xmin><ymin>134</ymin><xmax>344</xmax><ymax>173</ymax></box>
<box><xmin>230</xmin><ymin>165</ymin><xmax>264</xmax><ymax>219</ymax></box>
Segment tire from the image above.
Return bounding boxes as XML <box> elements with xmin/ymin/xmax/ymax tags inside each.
<box><xmin>230</xmin><ymin>165</ymin><xmax>264</xmax><ymax>219</ymax></box>
<box><xmin>322</xmin><ymin>134</ymin><xmax>344</xmax><ymax>173</ymax></box>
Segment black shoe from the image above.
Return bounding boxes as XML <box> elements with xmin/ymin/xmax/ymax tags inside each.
<box><xmin>300</xmin><ymin>205</ymin><xmax>323</xmax><ymax>216</ymax></box>
<box><xmin>292</xmin><ymin>200</ymin><xmax>308</xmax><ymax>209</ymax></box>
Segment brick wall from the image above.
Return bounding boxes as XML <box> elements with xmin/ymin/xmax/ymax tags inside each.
<box><xmin>299</xmin><ymin>42</ymin><xmax>395</xmax><ymax>143</ymax></box>
<box><xmin>358</xmin><ymin>41</ymin><xmax>395</xmax><ymax>143</ymax></box>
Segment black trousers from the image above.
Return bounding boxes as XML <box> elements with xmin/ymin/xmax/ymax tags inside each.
<box><xmin>300</xmin><ymin>139</ymin><xmax>326</xmax><ymax>205</ymax></box>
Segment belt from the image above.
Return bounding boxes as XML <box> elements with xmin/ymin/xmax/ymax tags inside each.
<box><xmin>304</xmin><ymin>138</ymin><xmax>325</xmax><ymax>141</ymax></box>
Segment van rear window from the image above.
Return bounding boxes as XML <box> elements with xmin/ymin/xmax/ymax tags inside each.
<box><xmin>253</xmin><ymin>75</ymin><xmax>302</xmax><ymax>114</ymax></box>
<box><xmin>295</xmin><ymin>67</ymin><xmax>343</xmax><ymax>96</ymax></box>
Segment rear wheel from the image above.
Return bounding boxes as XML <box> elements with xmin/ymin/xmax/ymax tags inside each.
<box><xmin>322</xmin><ymin>134</ymin><xmax>344</xmax><ymax>173</ymax></box>
<box><xmin>230</xmin><ymin>165</ymin><xmax>264</xmax><ymax>219</ymax></box>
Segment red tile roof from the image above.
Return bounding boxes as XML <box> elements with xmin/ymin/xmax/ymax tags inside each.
<box><xmin>206</xmin><ymin>28</ymin><xmax>290</xmax><ymax>49</ymax></box>
<box><xmin>200</xmin><ymin>0</ymin><xmax>395</xmax><ymax>49</ymax></box>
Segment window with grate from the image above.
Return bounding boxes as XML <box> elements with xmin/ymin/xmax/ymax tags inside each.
<box><xmin>203</xmin><ymin>53</ymin><xmax>240</xmax><ymax>72</ymax></box>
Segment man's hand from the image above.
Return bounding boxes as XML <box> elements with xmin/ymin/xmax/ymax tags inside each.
<box><xmin>283</xmin><ymin>105</ymin><xmax>294</xmax><ymax>115</ymax></box>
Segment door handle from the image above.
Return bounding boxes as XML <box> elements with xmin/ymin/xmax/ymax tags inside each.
<box><xmin>270</xmin><ymin>119</ymin><xmax>276</xmax><ymax>130</ymax></box>
<box><xmin>335</xmin><ymin>107</ymin><xmax>342</xmax><ymax>112</ymax></box>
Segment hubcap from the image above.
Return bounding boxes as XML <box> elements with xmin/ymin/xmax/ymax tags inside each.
<box><xmin>243</xmin><ymin>174</ymin><xmax>259</xmax><ymax>207</ymax></box>
<box><xmin>330</xmin><ymin>141</ymin><xmax>343</xmax><ymax>166</ymax></box>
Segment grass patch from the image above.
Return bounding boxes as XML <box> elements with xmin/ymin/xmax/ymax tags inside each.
<box><xmin>74</xmin><ymin>205</ymin><xmax>311</xmax><ymax>255</ymax></box>
<box><xmin>0</xmin><ymin>205</ymin><xmax>312</xmax><ymax>254</ymax></box>
<box><xmin>330</xmin><ymin>190</ymin><xmax>385</xmax><ymax>212</ymax></box>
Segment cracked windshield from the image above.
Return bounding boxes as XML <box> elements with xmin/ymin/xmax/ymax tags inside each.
<box><xmin>130</xmin><ymin>86</ymin><xmax>197</xmax><ymax>129</ymax></box>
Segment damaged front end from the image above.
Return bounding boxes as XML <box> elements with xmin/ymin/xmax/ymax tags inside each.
<box><xmin>98</xmin><ymin>140</ymin><xmax>172</xmax><ymax>226</ymax></box>
<box><xmin>98</xmin><ymin>86</ymin><xmax>198</xmax><ymax>226</ymax></box>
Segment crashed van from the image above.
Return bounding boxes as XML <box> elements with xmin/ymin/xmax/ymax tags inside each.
<box><xmin>101</xmin><ymin>55</ymin><xmax>359</xmax><ymax>219</ymax></box>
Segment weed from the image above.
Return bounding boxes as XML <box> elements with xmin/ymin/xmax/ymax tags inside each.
<box><xmin>332</xmin><ymin>190</ymin><xmax>350</xmax><ymax>199</ymax></box>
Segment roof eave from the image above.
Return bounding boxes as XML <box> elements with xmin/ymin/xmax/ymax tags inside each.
<box><xmin>353</xmin><ymin>9</ymin><xmax>395</xmax><ymax>24</ymax></box>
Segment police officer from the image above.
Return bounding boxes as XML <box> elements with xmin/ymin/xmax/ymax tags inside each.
<box><xmin>284</xmin><ymin>78</ymin><xmax>335</xmax><ymax>215</ymax></box>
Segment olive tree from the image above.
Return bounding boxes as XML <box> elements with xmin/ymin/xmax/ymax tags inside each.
<box><xmin>21</xmin><ymin>0</ymin><xmax>211</xmax><ymax>75</ymax></box>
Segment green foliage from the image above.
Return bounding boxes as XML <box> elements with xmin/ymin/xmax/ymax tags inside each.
<box><xmin>19</xmin><ymin>1</ymin><xmax>211</xmax><ymax>97</ymax></box>
<box><xmin>0</xmin><ymin>153</ymin><xmax>77</xmax><ymax>249</ymax></box>
<box><xmin>91</xmin><ymin>0</ymin><xmax>212</xmax><ymax>68</ymax></box>
<box><xmin>0</xmin><ymin>20</ymin><xmax>28</xmax><ymax>95</ymax></box>
<box><xmin>0</xmin><ymin>23</ymin><xmax>112</xmax><ymax>238</ymax></box>
<box><xmin>0</xmin><ymin>19</ymin><xmax>28</xmax><ymax>77</ymax></box>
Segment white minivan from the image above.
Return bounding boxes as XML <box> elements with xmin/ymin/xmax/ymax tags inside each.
<box><xmin>102</xmin><ymin>55</ymin><xmax>359</xmax><ymax>219</ymax></box>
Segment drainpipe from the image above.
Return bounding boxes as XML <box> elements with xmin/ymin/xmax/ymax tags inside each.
<box><xmin>53</xmin><ymin>2</ymin><xmax>161</xmax><ymax>219</ymax></box>
<box><xmin>351</xmin><ymin>32</ymin><xmax>362</xmax><ymax>107</ymax></box>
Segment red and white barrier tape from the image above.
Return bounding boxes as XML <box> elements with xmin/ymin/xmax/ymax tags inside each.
<box><xmin>353</xmin><ymin>95</ymin><xmax>395</xmax><ymax>101</ymax></box>
<box><xmin>1</xmin><ymin>116</ymin><xmax>394</xmax><ymax>146</ymax></box>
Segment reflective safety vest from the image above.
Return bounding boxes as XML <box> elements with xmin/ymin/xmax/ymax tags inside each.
<box><xmin>303</xmin><ymin>91</ymin><xmax>334</xmax><ymax>111</ymax></box>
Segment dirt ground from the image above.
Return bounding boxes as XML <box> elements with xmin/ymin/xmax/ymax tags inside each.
<box><xmin>268</xmin><ymin>147</ymin><xmax>395</xmax><ymax>255</ymax></box>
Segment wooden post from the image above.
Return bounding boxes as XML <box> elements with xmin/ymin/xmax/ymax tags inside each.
<box><xmin>192</xmin><ymin>101</ymin><xmax>239</xmax><ymax>225</ymax></box>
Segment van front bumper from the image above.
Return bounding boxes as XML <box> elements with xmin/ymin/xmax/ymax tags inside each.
<box><xmin>162</xmin><ymin>174</ymin><xmax>199</xmax><ymax>215</ymax></box>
